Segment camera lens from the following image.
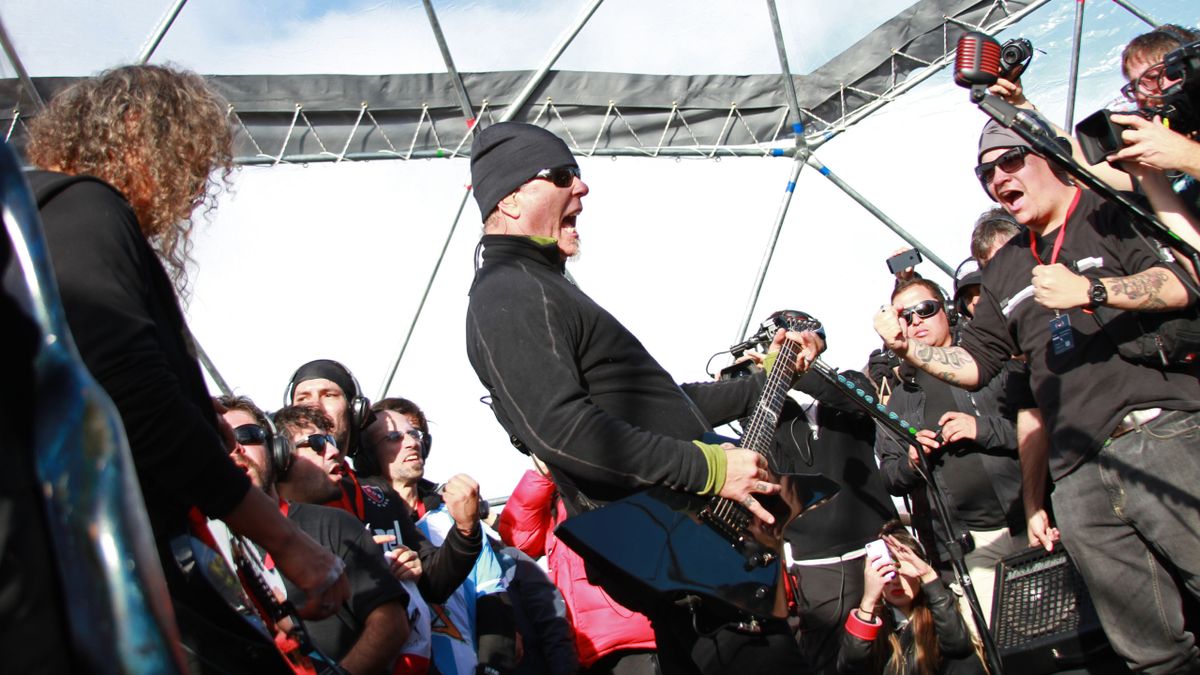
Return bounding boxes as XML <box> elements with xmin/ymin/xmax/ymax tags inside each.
<box><xmin>998</xmin><ymin>38</ymin><xmax>1033</xmax><ymax>80</ymax></box>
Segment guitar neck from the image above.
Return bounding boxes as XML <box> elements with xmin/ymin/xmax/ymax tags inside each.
<box><xmin>740</xmin><ymin>339</ymin><xmax>801</xmax><ymax>456</ymax></box>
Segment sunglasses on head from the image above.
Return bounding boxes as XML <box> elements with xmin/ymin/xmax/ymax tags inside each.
<box><xmin>296</xmin><ymin>434</ymin><xmax>338</xmax><ymax>455</ymax></box>
<box><xmin>233</xmin><ymin>424</ymin><xmax>268</xmax><ymax>447</ymax></box>
<box><xmin>530</xmin><ymin>165</ymin><xmax>581</xmax><ymax>188</ymax></box>
<box><xmin>899</xmin><ymin>299</ymin><xmax>943</xmax><ymax>323</ymax></box>
<box><xmin>380</xmin><ymin>429</ymin><xmax>426</xmax><ymax>444</ymax></box>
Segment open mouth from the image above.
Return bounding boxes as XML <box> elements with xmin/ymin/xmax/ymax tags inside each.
<box><xmin>997</xmin><ymin>187</ymin><xmax>1024</xmax><ymax>211</ymax></box>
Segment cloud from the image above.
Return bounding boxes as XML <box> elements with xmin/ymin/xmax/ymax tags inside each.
<box><xmin>6</xmin><ymin>0</ymin><xmax>916</xmax><ymax>77</ymax></box>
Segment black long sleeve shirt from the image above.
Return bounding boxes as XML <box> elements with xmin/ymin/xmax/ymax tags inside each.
<box><xmin>465</xmin><ymin>235</ymin><xmax>762</xmax><ymax>507</ymax></box>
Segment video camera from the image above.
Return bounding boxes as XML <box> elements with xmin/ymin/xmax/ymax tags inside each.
<box><xmin>1076</xmin><ymin>38</ymin><xmax>1200</xmax><ymax>165</ymax></box>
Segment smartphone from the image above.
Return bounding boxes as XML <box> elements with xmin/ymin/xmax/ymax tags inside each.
<box><xmin>886</xmin><ymin>249</ymin><xmax>922</xmax><ymax>275</ymax></box>
<box><xmin>864</xmin><ymin>539</ymin><xmax>896</xmax><ymax>580</ymax></box>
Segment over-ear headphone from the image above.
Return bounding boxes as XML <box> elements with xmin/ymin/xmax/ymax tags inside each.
<box><xmin>283</xmin><ymin>359</ymin><xmax>372</xmax><ymax>438</ymax></box>
<box><xmin>903</xmin><ymin>278</ymin><xmax>958</xmax><ymax>328</ymax></box>
<box><xmin>937</xmin><ymin>282</ymin><xmax>959</xmax><ymax>328</ymax></box>
<box><xmin>264</xmin><ymin>413</ymin><xmax>293</xmax><ymax>479</ymax></box>
<box><xmin>420</xmin><ymin>429</ymin><xmax>433</xmax><ymax>460</ymax></box>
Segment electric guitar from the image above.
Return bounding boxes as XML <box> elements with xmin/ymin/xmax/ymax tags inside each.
<box><xmin>172</xmin><ymin>513</ymin><xmax>342</xmax><ymax>675</ymax></box>
<box><xmin>556</xmin><ymin>311</ymin><xmax>840</xmax><ymax>619</ymax></box>
<box><xmin>6</xmin><ymin>150</ymin><xmax>184</xmax><ymax>671</ymax></box>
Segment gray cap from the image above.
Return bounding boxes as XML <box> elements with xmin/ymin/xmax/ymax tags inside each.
<box><xmin>977</xmin><ymin>110</ymin><xmax>1061</xmax><ymax>161</ymax></box>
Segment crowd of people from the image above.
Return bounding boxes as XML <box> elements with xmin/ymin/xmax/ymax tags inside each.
<box><xmin>3</xmin><ymin>19</ymin><xmax>1200</xmax><ymax>675</ymax></box>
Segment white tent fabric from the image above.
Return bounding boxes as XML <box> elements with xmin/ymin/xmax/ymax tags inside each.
<box><xmin>1</xmin><ymin>0</ymin><xmax>1195</xmax><ymax>499</ymax></box>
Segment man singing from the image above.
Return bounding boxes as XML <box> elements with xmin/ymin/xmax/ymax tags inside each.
<box><xmin>874</xmin><ymin>119</ymin><xmax>1200</xmax><ymax>673</ymax></box>
<box><xmin>464</xmin><ymin>121</ymin><xmax>821</xmax><ymax>673</ymax></box>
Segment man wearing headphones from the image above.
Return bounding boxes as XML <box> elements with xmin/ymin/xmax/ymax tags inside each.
<box><xmin>219</xmin><ymin>397</ymin><xmax>412</xmax><ymax>674</ymax></box>
<box><xmin>874</xmin><ymin>278</ymin><xmax>1025</xmax><ymax>626</ymax></box>
<box><xmin>283</xmin><ymin>362</ymin><xmax>483</xmax><ymax>607</ymax></box>
<box><xmin>285</xmin><ymin>359</ymin><xmax>373</xmax><ymax>458</ymax></box>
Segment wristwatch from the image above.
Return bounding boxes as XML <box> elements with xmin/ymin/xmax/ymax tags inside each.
<box><xmin>1087</xmin><ymin>277</ymin><xmax>1108</xmax><ymax>308</ymax></box>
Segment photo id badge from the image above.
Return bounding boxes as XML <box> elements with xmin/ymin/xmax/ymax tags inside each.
<box><xmin>1050</xmin><ymin>313</ymin><xmax>1074</xmax><ymax>355</ymax></box>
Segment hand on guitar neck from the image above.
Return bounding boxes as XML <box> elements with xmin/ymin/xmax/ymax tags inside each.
<box><xmin>719</xmin><ymin>447</ymin><xmax>781</xmax><ymax>524</ymax></box>
<box><xmin>767</xmin><ymin>327</ymin><xmax>825</xmax><ymax>374</ymax></box>
<box><xmin>720</xmin><ymin>328</ymin><xmax>825</xmax><ymax>525</ymax></box>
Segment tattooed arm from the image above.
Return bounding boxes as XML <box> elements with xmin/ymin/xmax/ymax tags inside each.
<box><xmin>1101</xmin><ymin>267</ymin><xmax>1190</xmax><ymax>311</ymax></box>
<box><xmin>1032</xmin><ymin>263</ymin><xmax>1189</xmax><ymax>312</ymax></box>
<box><xmin>873</xmin><ymin>305</ymin><xmax>983</xmax><ymax>389</ymax></box>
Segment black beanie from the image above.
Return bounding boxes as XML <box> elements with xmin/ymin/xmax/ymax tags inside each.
<box><xmin>287</xmin><ymin>359</ymin><xmax>358</xmax><ymax>403</ymax></box>
<box><xmin>470</xmin><ymin>122</ymin><xmax>577</xmax><ymax>222</ymax></box>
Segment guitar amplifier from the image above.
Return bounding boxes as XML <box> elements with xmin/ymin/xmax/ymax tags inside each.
<box><xmin>990</xmin><ymin>545</ymin><xmax>1124</xmax><ymax>674</ymax></box>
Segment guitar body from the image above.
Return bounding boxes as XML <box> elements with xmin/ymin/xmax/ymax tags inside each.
<box><xmin>557</xmin><ymin>471</ymin><xmax>840</xmax><ymax>619</ymax></box>
<box><xmin>171</xmin><ymin>521</ymin><xmax>327</xmax><ymax>675</ymax></box>
<box><xmin>170</xmin><ymin>532</ymin><xmax>301</xmax><ymax>675</ymax></box>
<box><xmin>557</xmin><ymin>311</ymin><xmax>840</xmax><ymax>620</ymax></box>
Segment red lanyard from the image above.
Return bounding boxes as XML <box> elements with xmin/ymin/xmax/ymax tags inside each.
<box><xmin>322</xmin><ymin>471</ymin><xmax>365</xmax><ymax>521</ymax></box>
<box><xmin>1030</xmin><ymin>188</ymin><xmax>1081</xmax><ymax>265</ymax></box>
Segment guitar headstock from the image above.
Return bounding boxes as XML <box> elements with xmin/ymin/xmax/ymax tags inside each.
<box><xmin>767</xmin><ymin>309</ymin><xmax>822</xmax><ymax>335</ymax></box>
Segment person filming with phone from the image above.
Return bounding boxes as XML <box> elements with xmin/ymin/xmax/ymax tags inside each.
<box><xmin>838</xmin><ymin>521</ymin><xmax>983</xmax><ymax>675</ymax></box>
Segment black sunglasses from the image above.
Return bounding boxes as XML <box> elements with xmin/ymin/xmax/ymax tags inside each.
<box><xmin>296</xmin><ymin>434</ymin><xmax>338</xmax><ymax>455</ymax></box>
<box><xmin>975</xmin><ymin>146</ymin><xmax>1033</xmax><ymax>191</ymax></box>
<box><xmin>530</xmin><ymin>165</ymin><xmax>581</xmax><ymax>188</ymax></box>
<box><xmin>899</xmin><ymin>299</ymin><xmax>943</xmax><ymax>323</ymax></box>
<box><xmin>379</xmin><ymin>429</ymin><xmax>426</xmax><ymax>444</ymax></box>
<box><xmin>233</xmin><ymin>424</ymin><xmax>268</xmax><ymax>446</ymax></box>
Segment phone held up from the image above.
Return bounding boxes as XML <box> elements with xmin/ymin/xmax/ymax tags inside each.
<box><xmin>886</xmin><ymin>248</ymin><xmax>922</xmax><ymax>276</ymax></box>
<box><xmin>864</xmin><ymin>538</ymin><xmax>896</xmax><ymax>580</ymax></box>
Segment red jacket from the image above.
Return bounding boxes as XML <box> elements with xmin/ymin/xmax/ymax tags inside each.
<box><xmin>497</xmin><ymin>470</ymin><xmax>656</xmax><ymax>667</ymax></box>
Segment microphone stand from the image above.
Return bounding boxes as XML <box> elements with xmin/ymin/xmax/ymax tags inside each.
<box><xmin>970</xmin><ymin>88</ymin><xmax>1200</xmax><ymax>291</ymax></box>
<box><xmin>807</xmin><ymin>359</ymin><xmax>1006</xmax><ymax>675</ymax></box>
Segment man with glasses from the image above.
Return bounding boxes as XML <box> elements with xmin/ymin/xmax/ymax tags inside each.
<box><xmin>875</xmin><ymin>119</ymin><xmax>1200</xmax><ymax>672</ymax></box>
<box><xmin>362</xmin><ymin>408</ymin><xmax>518</xmax><ymax>675</ymax></box>
<box><xmin>1108</xmin><ymin>25</ymin><xmax>1200</xmax><ymax>223</ymax></box>
<box><xmin>874</xmin><ymin>279</ymin><xmax>1024</xmax><ymax>628</ymax></box>
<box><xmin>278</xmin><ymin>403</ymin><xmax>482</xmax><ymax>611</ymax></box>
<box><xmin>220</xmin><ymin>397</ymin><xmax>412</xmax><ymax>674</ymax></box>
<box><xmin>366</xmin><ymin>398</ymin><xmax>446</xmax><ymax>520</ymax></box>
<box><xmin>466</xmin><ymin>121</ymin><xmax>824</xmax><ymax>672</ymax></box>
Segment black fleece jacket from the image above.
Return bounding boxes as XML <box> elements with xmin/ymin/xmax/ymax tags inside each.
<box><xmin>30</xmin><ymin>171</ymin><xmax>250</xmax><ymax>542</ymax></box>
<box><xmin>465</xmin><ymin>235</ymin><xmax>763</xmax><ymax>507</ymax></box>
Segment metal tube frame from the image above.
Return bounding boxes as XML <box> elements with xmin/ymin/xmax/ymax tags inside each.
<box><xmin>423</xmin><ymin>0</ymin><xmax>475</xmax><ymax>123</ymax></box>
<box><xmin>735</xmin><ymin>0</ymin><xmax>810</xmax><ymax>343</ymax></box>
<box><xmin>0</xmin><ymin>14</ymin><xmax>44</xmax><ymax>110</ymax></box>
<box><xmin>1109</xmin><ymin>0</ymin><xmax>1160</xmax><ymax>29</ymax></box>
<box><xmin>136</xmin><ymin>0</ymin><xmax>189</xmax><ymax>65</ymax></box>
<box><xmin>1064</xmin><ymin>0</ymin><xmax>1086</xmax><ymax>130</ymax></box>
<box><xmin>806</xmin><ymin>155</ymin><xmax>956</xmax><ymax>277</ymax></box>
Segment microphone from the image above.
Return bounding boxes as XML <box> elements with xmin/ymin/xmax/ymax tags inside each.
<box><xmin>729</xmin><ymin>326</ymin><xmax>774</xmax><ymax>357</ymax></box>
<box><xmin>954</xmin><ymin>31</ymin><xmax>1002</xmax><ymax>88</ymax></box>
